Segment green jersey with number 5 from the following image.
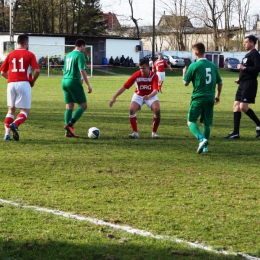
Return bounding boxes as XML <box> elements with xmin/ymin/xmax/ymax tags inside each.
<box><xmin>62</xmin><ymin>50</ymin><xmax>86</xmax><ymax>80</ymax></box>
<box><xmin>184</xmin><ymin>58</ymin><xmax>222</xmax><ymax>99</ymax></box>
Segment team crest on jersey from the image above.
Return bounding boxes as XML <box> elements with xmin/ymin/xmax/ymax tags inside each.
<box><xmin>242</xmin><ymin>58</ymin><xmax>247</xmax><ymax>65</ymax></box>
<box><xmin>139</xmin><ymin>84</ymin><xmax>151</xmax><ymax>90</ymax></box>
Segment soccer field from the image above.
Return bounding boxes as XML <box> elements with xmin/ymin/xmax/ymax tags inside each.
<box><xmin>0</xmin><ymin>68</ymin><xmax>259</xmax><ymax>260</ymax></box>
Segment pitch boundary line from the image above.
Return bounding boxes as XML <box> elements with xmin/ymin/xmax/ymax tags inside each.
<box><xmin>0</xmin><ymin>198</ymin><xmax>259</xmax><ymax>260</ymax></box>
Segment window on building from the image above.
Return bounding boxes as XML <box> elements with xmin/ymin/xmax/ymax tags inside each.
<box><xmin>3</xmin><ymin>42</ymin><xmax>15</xmax><ymax>54</ymax></box>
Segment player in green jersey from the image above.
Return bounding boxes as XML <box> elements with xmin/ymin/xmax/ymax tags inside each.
<box><xmin>62</xmin><ymin>39</ymin><xmax>92</xmax><ymax>137</ymax></box>
<box><xmin>183</xmin><ymin>43</ymin><xmax>222</xmax><ymax>154</ymax></box>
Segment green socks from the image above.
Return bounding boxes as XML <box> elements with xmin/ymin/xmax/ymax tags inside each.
<box><xmin>202</xmin><ymin>125</ymin><xmax>210</xmax><ymax>140</ymax></box>
<box><xmin>189</xmin><ymin>122</ymin><xmax>202</xmax><ymax>139</ymax></box>
<box><xmin>64</xmin><ymin>109</ymin><xmax>73</xmax><ymax>124</ymax></box>
<box><xmin>65</xmin><ymin>107</ymin><xmax>86</xmax><ymax>126</ymax></box>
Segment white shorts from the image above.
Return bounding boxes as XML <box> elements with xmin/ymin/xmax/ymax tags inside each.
<box><xmin>131</xmin><ymin>93</ymin><xmax>158</xmax><ymax>110</ymax></box>
<box><xmin>7</xmin><ymin>81</ymin><xmax>31</xmax><ymax>109</ymax></box>
<box><xmin>157</xmin><ymin>72</ymin><xmax>165</xmax><ymax>81</ymax></box>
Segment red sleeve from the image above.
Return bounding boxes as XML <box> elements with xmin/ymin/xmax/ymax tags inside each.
<box><xmin>0</xmin><ymin>54</ymin><xmax>10</xmax><ymax>73</ymax></box>
<box><xmin>31</xmin><ymin>53</ymin><xmax>40</xmax><ymax>70</ymax></box>
<box><xmin>152</xmin><ymin>73</ymin><xmax>159</xmax><ymax>90</ymax></box>
<box><xmin>123</xmin><ymin>71</ymin><xmax>138</xmax><ymax>89</ymax></box>
<box><xmin>152</xmin><ymin>61</ymin><xmax>156</xmax><ymax>70</ymax></box>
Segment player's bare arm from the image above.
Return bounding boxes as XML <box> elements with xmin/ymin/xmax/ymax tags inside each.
<box><xmin>30</xmin><ymin>69</ymin><xmax>40</xmax><ymax>87</ymax></box>
<box><xmin>81</xmin><ymin>70</ymin><xmax>92</xmax><ymax>93</ymax></box>
<box><xmin>109</xmin><ymin>86</ymin><xmax>127</xmax><ymax>107</ymax></box>
<box><xmin>1</xmin><ymin>71</ymin><xmax>8</xmax><ymax>79</ymax></box>
<box><xmin>237</xmin><ymin>64</ymin><xmax>245</xmax><ymax>70</ymax></box>
<box><xmin>215</xmin><ymin>82</ymin><xmax>222</xmax><ymax>105</ymax></box>
<box><xmin>143</xmin><ymin>89</ymin><xmax>158</xmax><ymax>101</ymax></box>
<box><xmin>182</xmin><ymin>66</ymin><xmax>189</xmax><ymax>86</ymax></box>
<box><xmin>182</xmin><ymin>66</ymin><xmax>187</xmax><ymax>77</ymax></box>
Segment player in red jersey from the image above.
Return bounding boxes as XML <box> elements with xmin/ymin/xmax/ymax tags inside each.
<box><xmin>0</xmin><ymin>34</ymin><xmax>40</xmax><ymax>141</ymax></box>
<box><xmin>152</xmin><ymin>53</ymin><xmax>172</xmax><ymax>93</ymax></box>
<box><xmin>109</xmin><ymin>59</ymin><xmax>161</xmax><ymax>138</ymax></box>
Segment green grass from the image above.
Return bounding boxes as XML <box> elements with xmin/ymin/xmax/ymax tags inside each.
<box><xmin>0</xmin><ymin>68</ymin><xmax>259</xmax><ymax>260</ymax></box>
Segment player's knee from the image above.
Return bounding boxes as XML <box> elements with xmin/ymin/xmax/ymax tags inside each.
<box><xmin>240</xmin><ymin>103</ymin><xmax>248</xmax><ymax>112</ymax></box>
<box><xmin>129</xmin><ymin>108</ymin><xmax>136</xmax><ymax>114</ymax></box>
<box><xmin>8</xmin><ymin>107</ymin><xmax>16</xmax><ymax>114</ymax></box>
<box><xmin>153</xmin><ymin>107</ymin><xmax>160</xmax><ymax>115</ymax></box>
<box><xmin>79</xmin><ymin>103</ymin><xmax>87</xmax><ymax>110</ymax></box>
<box><xmin>233</xmin><ymin>102</ymin><xmax>240</xmax><ymax>111</ymax></box>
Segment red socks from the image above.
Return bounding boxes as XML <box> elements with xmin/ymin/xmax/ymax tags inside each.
<box><xmin>129</xmin><ymin>114</ymin><xmax>138</xmax><ymax>132</ymax></box>
<box><xmin>14</xmin><ymin>112</ymin><xmax>27</xmax><ymax>127</ymax></box>
<box><xmin>152</xmin><ymin>115</ymin><xmax>160</xmax><ymax>133</ymax></box>
<box><xmin>5</xmin><ymin>114</ymin><xmax>14</xmax><ymax>135</ymax></box>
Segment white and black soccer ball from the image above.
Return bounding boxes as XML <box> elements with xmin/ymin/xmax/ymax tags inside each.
<box><xmin>88</xmin><ymin>127</ymin><xmax>100</xmax><ymax>139</ymax></box>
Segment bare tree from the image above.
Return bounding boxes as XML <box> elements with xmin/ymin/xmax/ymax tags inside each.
<box><xmin>161</xmin><ymin>0</ymin><xmax>191</xmax><ymax>50</ymax></box>
<box><xmin>234</xmin><ymin>0</ymin><xmax>251</xmax><ymax>50</ymax></box>
<box><xmin>127</xmin><ymin>0</ymin><xmax>140</xmax><ymax>38</ymax></box>
<box><xmin>222</xmin><ymin>0</ymin><xmax>236</xmax><ymax>50</ymax></box>
<box><xmin>190</xmin><ymin>0</ymin><xmax>228</xmax><ymax>51</ymax></box>
<box><xmin>0</xmin><ymin>0</ymin><xmax>7</xmax><ymax>30</ymax></box>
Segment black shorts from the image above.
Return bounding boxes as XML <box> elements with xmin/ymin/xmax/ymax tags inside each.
<box><xmin>235</xmin><ymin>79</ymin><xmax>258</xmax><ymax>104</ymax></box>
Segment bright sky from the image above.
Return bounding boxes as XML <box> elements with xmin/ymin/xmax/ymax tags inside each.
<box><xmin>100</xmin><ymin>0</ymin><xmax>164</xmax><ymax>26</ymax></box>
<box><xmin>100</xmin><ymin>0</ymin><xmax>260</xmax><ymax>27</ymax></box>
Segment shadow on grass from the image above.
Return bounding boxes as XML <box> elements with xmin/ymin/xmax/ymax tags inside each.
<box><xmin>0</xmin><ymin>238</ymin><xmax>247</xmax><ymax>260</ymax></box>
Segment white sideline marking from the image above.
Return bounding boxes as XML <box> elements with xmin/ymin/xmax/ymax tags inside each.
<box><xmin>0</xmin><ymin>198</ymin><xmax>259</xmax><ymax>260</ymax></box>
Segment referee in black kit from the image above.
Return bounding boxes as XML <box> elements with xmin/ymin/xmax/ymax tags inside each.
<box><xmin>224</xmin><ymin>35</ymin><xmax>260</xmax><ymax>139</ymax></box>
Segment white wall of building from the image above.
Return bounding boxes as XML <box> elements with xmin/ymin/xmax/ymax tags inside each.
<box><xmin>0</xmin><ymin>35</ymin><xmax>18</xmax><ymax>62</ymax></box>
<box><xmin>29</xmin><ymin>36</ymin><xmax>66</xmax><ymax>61</ymax></box>
<box><xmin>29</xmin><ymin>36</ymin><xmax>65</xmax><ymax>46</ymax></box>
<box><xmin>0</xmin><ymin>35</ymin><xmax>65</xmax><ymax>62</ymax></box>
<box><xmin>106</xmin><ymin>39</ymin><xmax>140</xmax><ymax>64</ymax></box>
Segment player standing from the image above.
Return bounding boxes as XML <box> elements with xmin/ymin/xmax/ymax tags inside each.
<box><xmin>183</xmin><ymin>43</ymin><xmax>222</xmax><ymax>154</ymax></box>
<box><xmin>0</xmin><ymin>34</ymin><xmax>40</xmax><ymax>141</ymax></box>
<box><xmin>224</xmin><ymin>35</ymin><xmax>260</xmax><ymax>139</ymax></box>
<box><xmin>152</xmin><ymin>53</ymin><xmax>172</xmax><ymax>93</ymax></box>
<box><xmin>109</xmin><ymin>59</ymin><xmax>161</xmax><ymax>138</ymax></box>
<box><xmin>62</xmin><ymin>39</ymin><xmax>92</xmax><ymax>137</ymax></box>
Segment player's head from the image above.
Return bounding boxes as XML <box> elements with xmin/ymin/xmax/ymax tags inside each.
<box><xmin>139</xmin><ymin>59</ymin><xmax>149</xmax><ymax>76</ymax></box>
<box><xmin>17</xmin><ymin>34</ymin><xmax>29</xmax><ymax>49</ymax></box>
<box><xmin>192</xmin><ymin>43</ymin><xmax>205</xmax><ymax>55</ymax></box>
<box><xmin>75</xmin><ymin>39</ymin><xmax>86</xmax><ymax>47</ymax></box>
<box><xmin>244</xmin><ymin>35</ymin><xmax>258</xmax><ymax>51</ymax></box>
<box><xmin>157</xmin><ymin>53</ymin><xmax>162</xmax><ymax>60</ymax></box>
<box><xmin>192</xmin><ymin>43</ymin><xmax>205</xmax><ymax>58</ymax></box>
<box><xmin>245</xmin><ymin>35</ymin><xmax>257</xmax><ymax>45</ymax></box>
<box><xmin>75</xmin><ymin>39</ymin><xmax>86</xmax><ymax>52</ymax></box>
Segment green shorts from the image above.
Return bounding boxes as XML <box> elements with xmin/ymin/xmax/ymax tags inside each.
<box><xmin>62</xmin><ymin>78</ymin><xmax>87</xmax><ymax>104</ymax></box>
<box><xmin>187</xmin><ymin>96</ymin><xmax>214</xmax><ymax>126</ymax></box>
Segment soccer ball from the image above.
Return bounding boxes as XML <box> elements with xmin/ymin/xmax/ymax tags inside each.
<box><xmin>88</xmin><ymin>127</ymin><xmax>100</xmax><ymax>139</ymax></box>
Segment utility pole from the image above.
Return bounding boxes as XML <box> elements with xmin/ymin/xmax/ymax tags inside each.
<box><xmin>152</xmin><ymin>0</ymin><xmax>155</xmax><ymax>61</ymax></box>
<box><xmin>9</xmin><ymin>0</ymin><xmax>14</xmax><ymax>50</ymax></box>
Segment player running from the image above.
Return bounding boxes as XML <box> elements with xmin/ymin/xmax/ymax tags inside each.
<box><xmin>183</xmin><ymin>42</ymin><xmax>222</xmax><ymax>154</ymax></box>
<box><xmin>109</xmin><ymin>59</ymin><xmax>161</xmax><ymax>139</ymax></box>
<box><xmin>62</xmin><ymin>39</ymin><xmax>92</xmax><ymax>137</ymax></box>
<box><xmin>152</xmin><ymin>53</ymin><xmax>172</xmax><ymax>93</ymax></box>
<box><xmin>0</xmin><ymin>34</ymin><xmax>40</xmax><ymax>141</ymax></box>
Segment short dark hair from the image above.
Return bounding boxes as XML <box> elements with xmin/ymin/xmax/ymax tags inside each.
<box><xmin>192</xmin><ymin>42</ymin><xmax>205</xmax><ymax>55</ymax></box>
<box><xmin>245</xmin><ymin>35</ymin><xmax>258</xmax><ymax>45</ymax></box>
<box><xmin>17</xmin><ymin>34</ymin><xmax>29</xmax><ymax>45</ymax></box>
<box><xmin>139</xmin><ymin>58</ymin><xmax>149</xmax><ymax>67</ymax></box>
<box><xmin>75</xmin><ymin>39</ymin><xmax>86</xmax><ymax>47</ymax></box>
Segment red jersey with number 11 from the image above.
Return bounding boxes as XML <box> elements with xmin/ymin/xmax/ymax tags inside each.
<box><xmin>0</xmin><ymin>49</ymin><xmax>39</xmax><ymax>83</ymax></box>
<box><xmin>123</xmin><ymin>70</ymin><xmax>159</xmax><ymax>96</ymax></box>
<box><xmin>152</xmin><ymin>59</ymin><xmax>167</xmax><ymax>72</ymax></box>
